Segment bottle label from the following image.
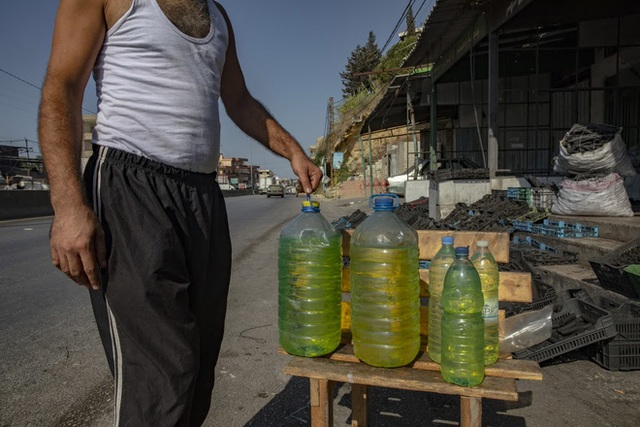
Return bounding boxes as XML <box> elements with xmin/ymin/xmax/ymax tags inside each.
<box><xmin>482</xmin><ymin>296</ymin><xmax>499</xmax><ymax>320</ymax></box>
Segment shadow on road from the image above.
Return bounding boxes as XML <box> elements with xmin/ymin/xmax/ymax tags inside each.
<box><xmin>245</xmin><ymin>376</ymin><xmax>530</xmax><ymax>426</ymax></box>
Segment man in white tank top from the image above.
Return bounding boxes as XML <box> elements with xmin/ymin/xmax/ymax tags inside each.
<box><xmin>38</xmin><ymin>0</ymin><xmax>322</xmax><ymax>425</ymax></box>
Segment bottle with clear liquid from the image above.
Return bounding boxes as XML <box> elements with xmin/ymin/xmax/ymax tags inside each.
<box><xmin>470</xmin><ymin>240</ymin><xmax>500</xmax><ymax>366</ymax></box>
<box><xmin>428</xmin><ymin>235</ymin><xmax>455</xmax><ymax>364</ymax></box>
<box><xmin>441</xmin><ymin>246</ymin><xmax>485</xmax><ymax>387</ymax></box>
<box><xmin>350</xmin><ymin>194</ymin><xmax>420</xmax><ymax>367</ymax></box>
<box><xmin>278</xmin><ymin>200</ymin><xmax>342</xmax><ymax>357</ymax></box>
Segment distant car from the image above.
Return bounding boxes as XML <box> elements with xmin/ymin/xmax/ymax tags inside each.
<box><xmin>385</xmin><ymin>158</ymin><xmax>482</xmax><ymax>196</ymax></box>
<box><xmin>266</xmin><ymin>184</ymin><xmax>285</xmax><ymax>198</ymax></box>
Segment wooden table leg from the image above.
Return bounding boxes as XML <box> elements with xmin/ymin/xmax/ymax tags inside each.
<box><xmin>351</xmin><ymin>384</ymin><xmax>368</xmax><ymax>427</ymax></box>
<box><xmin>309</xmin><ymin>378</ymin><xmax>334</xmax><ymax>427</ymax></box>
<box><xmin>460</xmin><ymin>396</ymin><xmax>482</xmax><ymax>427</ymax></box>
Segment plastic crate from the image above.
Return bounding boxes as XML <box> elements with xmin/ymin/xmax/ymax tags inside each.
<box><xmin>590</xmin><ymin>261</ymin><xmax>639</xmax><ymax>298</ymax></box>
<box><xmin>512</xmin><ymin>220</ymin><xmax>533</xmax><ymax>232</ymax></box>
<box><xmin>531</xmin><ymin>188</ymin><xmax>557</xmax><ymax>210</ymax></box>
<box><xmin>599</xmin><ymin>298</ymin><xmax>640</xmax><ymax>339</ymax></box>
<box><xmin>593</xmin><ymin>339</ymin><xmax>640</xmax><ymax>371</ymax></box>
<box><xmin>589</xmin><ymin>237</ymin><xmax>640</xmax><ymax>299</ymax></box>
<box><xmin>538</xmin><ymin>219</ymin><xmax>599</xmax><ymax>238</ymax></box>
<box><xmin>592</xmin><ymin>298</ymin><xmax>640</xmax><ymax>370</ymax></box>
<box><xmin>507</xmin><ymin>187</ymin><xmax>532</xmax><ymax>206</ymax></box>
<box><xmin>513</xmin><ymin>297</ymin><xmax>617</xmax><ymax>363</ymax></box>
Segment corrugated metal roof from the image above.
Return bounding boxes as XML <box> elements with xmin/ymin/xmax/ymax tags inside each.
<box><xmin>360</xmin><ymin>72</ymin><xmax>429</xmax><ymax>133</ymax></box>
<box><xmin>403</xmin><ymin>0</ymin><xmax>485</xmax><ymax>67</ymax></box>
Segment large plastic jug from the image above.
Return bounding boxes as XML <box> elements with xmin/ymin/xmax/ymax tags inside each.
<box><xmin>350</xmin><ymin>194</ymin><xmax>420</xmax><ymax>367</ymax></box>
<box><xmin>470</xmin><ymin>240</ymin><xmax>500</xmax><ymax>365</ymax></box>
<box><xmin>428</xmin><ymin>235</ymin><xmax>455</xmax><ymax>363</ymax></box>
<box><xmin>441</xmin><ymin>246</ymin><xmax>485</xmax><ymax>386</ymax></box>
<box><xmin>278</xmin><ymin>200</ymin><xmax>342</xmax><ymax>357</ymax></box>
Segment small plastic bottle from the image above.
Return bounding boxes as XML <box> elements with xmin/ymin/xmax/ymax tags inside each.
<box><xmin>278</xmin><ymin>200</ymin><xmax>342</xmax><ymax>357</ymax></box>
<box><xmin>441</xmin><ymin>246</ymin><xmax>485</xmax><ymax>387</ymax></box>
<box><xmin>470</xmin><ymin>240</ymin><xmax>500</xmax><ymax>365</ymax></box>
<box><xmin>350</xmin><ymin>194</ymin><xmax>420</xmax><ymax>368</ymax></box>
<box><xmin>427</xmin><ymin>235</ymin><xmax>455</xmax><ymax>364</ymax></box>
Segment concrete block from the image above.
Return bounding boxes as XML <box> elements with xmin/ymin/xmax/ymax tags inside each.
<box><xmin>405</xmin><ymin>180</ymin><xmax>430</xmax><ymax>202</ymax></box>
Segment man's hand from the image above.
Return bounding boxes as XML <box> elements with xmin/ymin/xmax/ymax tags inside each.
<box><xmin>291</xmin><ymin>152</ymin><xmax>323</xmax><ymax>194</ymax></box>
<box><xmin>50</xmin><ymin>205</ymin><xmax>107</xmax><ymax>290</ymax></box>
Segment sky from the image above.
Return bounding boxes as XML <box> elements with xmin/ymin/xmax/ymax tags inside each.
<box><xmin>0</xmin><ymin>0</ymin><xmax>433</xmax><ymax>179</ymax></box>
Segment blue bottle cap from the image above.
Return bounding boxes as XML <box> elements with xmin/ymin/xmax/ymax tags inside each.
<box><xmin>372</xmin><ymin>196</ymin><xmax>396</xmax><ymax>211</ymax></box>
<box><xmin>301</xmin><ymin>200</ymin><xmax>320</xmax><ymax>212</ymax></box>
<box><xmin>442</xmin><ymin>236</ymin><xmax>454</xmax><ymax>245</ymax></box>
<box><xmin>455</xmin><ymin>246</ymin><xmax>469</xmax><ymax>256</ymax></box>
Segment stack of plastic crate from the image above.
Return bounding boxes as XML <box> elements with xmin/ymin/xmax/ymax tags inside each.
<box><xmin>593</xmin><ymin>298</ymin><xmax>640</xmax><ymax>371</ymax></box>
<box><xmin>507</xmin><ymin>187</ymin><xmax>532</xmax><ymax>206</ymax></box>
<box><xmin>531</xmin><ymin>187</ymin><xmax>557</xmax><ymax>210</ymax></box>
<box><xmin>537</xmin><ymin>219</ymin><xmax>599</xmax><ymax>238</ymax></box>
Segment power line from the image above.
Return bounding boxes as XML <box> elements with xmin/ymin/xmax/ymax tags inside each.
<box><xmin>0</xmin><ymin>67</ymin><xmax>41</xmax><ymax>91</ymax></box>
<box><xmin>379</xmin><ymin>0</ymin><xmax>415</xmax><ymax>54</ymax></box>
<box><xmin>0</xmin><ymin>66</ymin><xmax>97</xmax><ymax>114</ymax></box>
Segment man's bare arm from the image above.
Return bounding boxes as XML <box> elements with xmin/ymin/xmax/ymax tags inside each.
<box><xmin>216</xmin><ymin>4</ymin><xmax>322</xmax><ymax>194</ymax></box>
<box><xmin>39</xmin><ymin>0</ymin><xmax>108</xmax><ymax>289</ymax></box>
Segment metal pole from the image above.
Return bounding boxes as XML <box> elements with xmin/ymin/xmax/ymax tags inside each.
<box><xmin>488</xmin><ymin>31</ymin><xmax>499</xmax><ymax>181</ymax></box>
<box><xmin>430</xmin><ymin>82</ymin><xmax>438</xmax><ymax>169</ymax></box>
<box><xmin>360</xmin><ymin>136</ymin><xmax>367</xmax><ymax>198</ymax></box>
<box><xmin>368</xmin><ymin>124</ymin><xmax>374</xmax><ymax>198</ymax></box>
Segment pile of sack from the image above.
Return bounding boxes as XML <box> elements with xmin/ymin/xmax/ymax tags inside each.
<box><xmin>552</xmin><ymin>123</ymin><xmax>637</xmax><ymax>216</ymax></box>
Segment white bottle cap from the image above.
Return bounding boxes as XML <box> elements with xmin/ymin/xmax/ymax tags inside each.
<box><xmin>477</xmin><ymin>240</ymin><xmax>489</xmax><ymax>247</ymax></box>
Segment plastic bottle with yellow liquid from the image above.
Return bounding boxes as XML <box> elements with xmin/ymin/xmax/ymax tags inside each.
<box><xmin>278</xmin><ymin>199</ymin><xmax>342</xmax><ymax>357</ymax></box>
<box><xmin>441</xmin><ymin>246</ymin><xmax>485</xmax><ymax>387</ymax></box>
<box><xmin>428</xmin><ymin>235</ymin><xmax>455</xmax><ymax>363</ymax></box>
<box><xmin>470</xmin><ymin>240</ymin><xmax>500</xmax><ymax>365</ymax></box>
<box><xmin>350</xmin><ymin>194</ymin><xmax>420</xmax><ymax>368</ymax></box>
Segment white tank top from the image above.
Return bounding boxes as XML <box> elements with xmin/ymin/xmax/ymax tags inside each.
<box><xmin>92</xmin><ymin>0</ymin><xmax>228</xmax><ymax>173</ymax></box>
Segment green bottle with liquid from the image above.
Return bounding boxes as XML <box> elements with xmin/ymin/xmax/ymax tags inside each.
<box><xmin>441</xmin><ymin>246</ymin><xmax>485</xmax><ymax>387</ymax></box>
<box><xmin>278</xmin><ymin>199</ymin><xmax>342</xmax><ymax>357</ymax></box>
<box><xmin>350</xmin><ymin>194</ymin><xmax>420</xmax><ymax>368</ymax></box>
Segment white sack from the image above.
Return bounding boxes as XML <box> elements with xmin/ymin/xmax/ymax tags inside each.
<box><xmin>553</xmin><ymin>124</ymin><xmax>636</xmax><ymax>177</ymax></box>
<box><xmin>551</xmin><ymin>173</ymin><xmax>634</xmax><ymax>217</ymax></box>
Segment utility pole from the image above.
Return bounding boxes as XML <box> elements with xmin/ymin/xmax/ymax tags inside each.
<box><xmin>24</xmin><ymin>139</ymin><xmax>30</xmax><ymax>173</ymax></box>
<box><xmin>327</xmin><ymin>97</ymin><xmax>336</xmax><ymax>195</ymax></box>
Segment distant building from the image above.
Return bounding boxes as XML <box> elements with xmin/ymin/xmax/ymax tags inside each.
<box><xmin>218</xmin><ymin>154</ymin><xmax>259</xmax><ymax>189</ymax></box>
<box><xmin>0</xmin><ymin>145</ymin><xmax>21</xmax><ymax>177</ymax></box>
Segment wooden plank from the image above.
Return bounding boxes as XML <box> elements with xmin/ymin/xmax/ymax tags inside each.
<box><xmin>281</xmin><ymin>343</ymin><xmax>542</xmax><ymax>381</ymax></box>
<box><xmin>342</xmin><ymin>230</ymin><xmax>510</xmax><ymax>263</ymax></box>
<box><xmin>418</xmin><ymin>269</ymin><xmax>532</xmax><ymax>302</ymax></box>
<box><xmin>309</xmin><ymin>378</ymin><xmax>333</xmax><ymax>427</ymax></box>
<box><xmin>284</xmin><ymin>357</ymin><xmax>519</xmax><ymax>402</ymax></box>
<box><xmin>417</xmin><ymin>230</ymin><xmax>510</xmax><ymax>263</ymax></box>
<box><xmin>460</xmin><ymin>396</ymin><xmax>482</xmax><ymax>427</ymax></box>
<box><xmin>342</xmin><ymin>266</ymin><xmax>351</xmax><ymax>292</ymax></box>
<box><xmin>351</xmin><ymin>384</ymin><xmax>368</xmax><ymax>427</ymax></box>
<box><xmin>497</xmin><ymin>271</ymin><xmax>533</xmax><ymax>303</ymax></box>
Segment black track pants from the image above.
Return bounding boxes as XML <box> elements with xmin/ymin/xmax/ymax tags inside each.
<box><xmin>84</xmin><ymin>146</ymin><xmax>232</xmax><ymax>426</ymax></box>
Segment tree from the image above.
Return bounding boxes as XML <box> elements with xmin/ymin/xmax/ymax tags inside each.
<box><xmin>339</xmin><ymin>32</ymin><xmax>381</xmax><ymax>97</ymax></box>
<box><xmin>406</xmin><ymin>5</ymin><xmax>416</xmax><ymax>36</ymax></box>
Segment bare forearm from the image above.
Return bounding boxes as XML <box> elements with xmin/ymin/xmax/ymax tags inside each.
<box><xmin>227</xmin><ymin>92</ymin><xmax>306</xmax><ymax>161</ymax></box>
<box><xmin>38</xmin><ymin>79</ymin><xmax>87</xmax><ymax>212</ymax></box>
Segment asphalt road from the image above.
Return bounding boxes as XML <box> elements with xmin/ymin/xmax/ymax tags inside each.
<box><xmin>2</xmin><ymin>194</ymin><xmax>640</xmax><ymax>426</ymax></box>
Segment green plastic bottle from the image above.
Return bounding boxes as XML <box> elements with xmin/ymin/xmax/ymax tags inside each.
<box><xmin>470</xmin><ymin>240</ymin><xmax>500</xmax><ymax>366</ymax></box>
<box><xmin>350</xmin><ymin>194</ymin><xmax>420</xmax><ymax>368</ymax></box>
<box><xmin>441</xmin><ymin>246</ymin><xmax>485</xmax><ymax>387</ymax></box>
<box><xmin>428</xmin><ymin>235</ymin><xmax>455</xmax><ymax>364</ymax></box>
<box><xmin>278</xmin><ymin>200</ymin><xmax>342</xmax><ymax>357</ymax></box>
